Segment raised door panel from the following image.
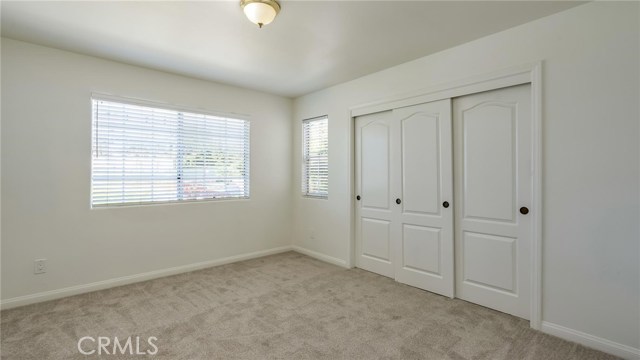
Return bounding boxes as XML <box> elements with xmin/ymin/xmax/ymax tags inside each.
<box><xmin>463</xmin><ymin>103</ymin><xmax>515</xmax><ymax>222</ymax></box>
<box><xmin>362</xmin><ymin>218</ymin><xmax>391</xmax><ymax>262</ymax></box>
<box><xmin>402</xmin><ymin>225</ymin><xmax>441</xmax><ymax>276</ymax></box>
<box><xmin>462</xmin><ymin>231</ymin><xmax>516</xmax><ymax>293</ymax></box>
<box><xmin>401</xmin><ymin>113</ymin><xmax>440</xmax><ymax>215</ymax></box>
<box><xmin>361</xmin><ymin>122</ymin><xmax>390</xmax><ymax>210</ymax></box>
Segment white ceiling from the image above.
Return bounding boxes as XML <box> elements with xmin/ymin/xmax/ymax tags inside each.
<box><xmin>1</xmin><ymin>1</ymin><xmax>583</xmax><ymax>98</ymax></box>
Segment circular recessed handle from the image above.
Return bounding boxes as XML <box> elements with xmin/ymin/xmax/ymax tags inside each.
<box><xmin>443</xmin><ymin>201</ymin><xmax>449</xmax><ymax>208</ymax></box>
<box><xmin>356</xmin><ymin>195</ymin><xmax>361</xmax><ymax>201</ymax></box>
<box><xmin>396</xmin><ymin>198</ymin><xmax>402</xmax><ymax>205</ymax></box>
<box><xmin>520</xmin><ymin>206</ymin><xmax>529</xmax><ymax>215</ymax></box>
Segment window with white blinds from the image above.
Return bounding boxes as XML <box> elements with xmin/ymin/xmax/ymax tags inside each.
<box><xmin>302</xmin><ymin>116</ymin><xmax>328</xmax><ymax>198</ymax></box>
<box><xmin>91</xmin><ymin>98</ymin><xmax>250</xmax><ymax>207</ymax></box>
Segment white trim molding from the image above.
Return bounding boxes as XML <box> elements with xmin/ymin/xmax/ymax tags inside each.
<box><xmin>292</xmin><ymin>245</ymin><xmax>350</xmax><ymax>268</ymax></box>
<box><xmin>529</xmin><ymin>62</ymin><xmax>543</xmax><ymax>330</ymax></box>
<box><xmin>1</xmin><ymin>246</ymin><xmax>293</xmax><ymax>310</ymax></box>
<box><xmin>350</xmin><ymin>62</ymin><xmax>538</xmax><ymax>118</ymax></box>
<box><xmin>349</xmin><ymin>61</ymin><xmax>543</xmax><ymax>330</ymax></box>
<box><xmin>541</xmin><ymin>321</ymin><xmax>640</xmax><ymax>360</ymax></box>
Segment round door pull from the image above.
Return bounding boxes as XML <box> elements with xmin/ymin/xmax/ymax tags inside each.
<box><xmin>443</xmin><ymin>201</ymin><xmax>449</xmax><ymax>208</ymax></box>
<box><xmin>396</xmin><ymin>198</ymin><xmax>402</xmax><ymax>205</ymax></box>
<box><xmin>520</xmin><ymin>207</ymin><xmax>529</xmax><ymax>215</ymax></box>
<box><xmin>356</xmin><ymin>195</ymin><xmax>361</xmax><ymax>201</ymax></box>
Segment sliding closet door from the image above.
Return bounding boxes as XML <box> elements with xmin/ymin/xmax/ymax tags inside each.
<box><xmin>355</xmin><ymin>100</ymin><xmax>454</xmax><ymax>297</ymax></box>
<box><xmin>393</xmin><ymin>100</ymin><xmax>454</xmax><ymax>298</ymax></box>
<box><xmin>453</xmin><ymin>84</ymin><xmax>532</xmax><ymax>319</ymax></box>
<box><xmin>355</xmin><ymin>111</ymin><xmax>396</xmax><ymax>278</ymax></box>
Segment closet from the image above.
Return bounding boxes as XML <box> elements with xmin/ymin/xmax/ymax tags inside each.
<box><xmin>355</xmin><ymin>84</ymin><xmax>532</xmax><ymax>320</ymax></box>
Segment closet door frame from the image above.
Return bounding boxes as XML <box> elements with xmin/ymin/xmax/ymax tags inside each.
<box><xmin>347</xmin><ymin>62</ymin><xmax>543</xmax><ymax>330</ymax></box>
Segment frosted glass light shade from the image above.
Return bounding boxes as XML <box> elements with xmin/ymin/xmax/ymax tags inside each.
<box><xmin>241</xmin><ymin>0</ymin><xmax>280</xmax><ymax>28</ymax></box>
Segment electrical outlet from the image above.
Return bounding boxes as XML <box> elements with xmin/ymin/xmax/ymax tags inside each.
<box><xmin>34</xmin><ymin>259</ymin><xmax>46</xmax><ymax>274</ymax></box>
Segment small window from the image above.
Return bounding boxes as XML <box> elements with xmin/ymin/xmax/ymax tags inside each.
<box><xmin>91</xmin><ymin>98</ymin><xmax>250</xmax><ymax>207</ymax></box>
<box><xmin>302</xmin><ymin>116</ymin><xmax>328</xmax><ymax>198</ymax></box>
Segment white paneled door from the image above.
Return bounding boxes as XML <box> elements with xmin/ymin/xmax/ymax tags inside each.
<box><xmin>355</xmin><ymin>99</ymin><xmax>454</xmax><ymax>298</ymax></box>
<box><xmin>453</xmin><ymin>84</ymin><xmax>532</xmax><ymax>319</ymax></box>
<box><xmin>355</xmin><ymin>85</ymin><xmax>532</xmax><ymax>319</ymax></box>
<box><xmin>355</xmin><ymin>111</ymin><xmax>395</xmax><ymax>278</ymax></box>
<box><xmin>393</xmin><ymin>100</ymin><xmax>454</xmax><ymax>297</ymax></box>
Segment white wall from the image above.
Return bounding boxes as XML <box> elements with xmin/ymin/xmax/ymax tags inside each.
<box><xmin>1</xmin><ymin>39</ymin><xmax>293</xmax><ymax>304</ymax></box>
<box><xmin>292</xmin><ymin>2</ymin><xmax>639</xmax><ymax>356</ymax></box>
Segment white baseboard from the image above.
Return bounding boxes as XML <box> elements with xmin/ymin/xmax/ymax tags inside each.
<box><xmin>541</xmin><ymin>321</ymin><xmax>640</xmax><ymax>360</ymax></box>
<box><xmin>0</xmin><ymin>246</ymin><xmax>293</xmax><ymax>310</ymax></box>
<box><xmin>291</xmin><ymin>245</ymin><xmax>350</xmax><ymax>268</ymax></box>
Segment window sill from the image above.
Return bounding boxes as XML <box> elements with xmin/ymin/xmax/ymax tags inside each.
<box><xmin>91</xmin><ymin>196</ymin><xmax>250</xmax><ymax>209</ymax></box>
<box><xmin>302</xmin><ymin>195</ymin><xmax>328</xmax><ymax>200</ymax></box>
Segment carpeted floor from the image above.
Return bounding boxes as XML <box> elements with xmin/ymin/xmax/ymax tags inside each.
<box><xmin>1</xmin><ymin>252</ymin><xmax>618</xmax><ymax>359</ymax></box>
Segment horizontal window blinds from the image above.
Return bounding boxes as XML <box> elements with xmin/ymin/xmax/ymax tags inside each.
<box><xmin>302</xmin><ymin>116</ymin><xmax>328</xmax><ymax>198</ymax></box>
<box><xmin>91</xmin><ymin>99</ymin><xmax>250</xmax><ymax>207</ymax></box>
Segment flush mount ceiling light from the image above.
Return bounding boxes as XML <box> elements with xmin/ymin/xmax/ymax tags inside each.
<box><xmin>240</xmin><ymin>0</ymin><xmax>281</xmax><ymax>28</ymax></box>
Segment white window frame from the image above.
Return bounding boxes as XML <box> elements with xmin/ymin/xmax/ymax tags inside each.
<box><xmin>302</xmin><ymin>116</ymin><xmax>329</xmax><ymax>199</ymax></box>
<box><xmin>90</xmin><ymin>94</ymin><xmax>250</xmax><ymax>208</ymax></box>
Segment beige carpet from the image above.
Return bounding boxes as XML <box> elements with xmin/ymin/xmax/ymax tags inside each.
<box><xmin>1</xmin><ymin>252</ymin><xmax>617</xmax><ymax>359</ymax></box>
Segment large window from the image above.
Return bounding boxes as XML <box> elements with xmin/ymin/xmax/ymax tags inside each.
<box><xmin>302</xmin><ymin>116</ymin><xmax>328</xmax><ymax>198</ymax></box>
<box><xmin>91</xmin><ymin>97</ymin><xmax>250</xmax><ymax>207</ymax></box>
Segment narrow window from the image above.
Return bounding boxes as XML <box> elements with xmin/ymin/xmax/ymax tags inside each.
<box><xmin>302</xmin><ymin>116</ymin><xmax>328</xmax><ymax>198</ymax></box>
<box><xmin>91</xmin><ymin>98</ymin><xmax>250</xmax><ymax>207</ymax></box>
